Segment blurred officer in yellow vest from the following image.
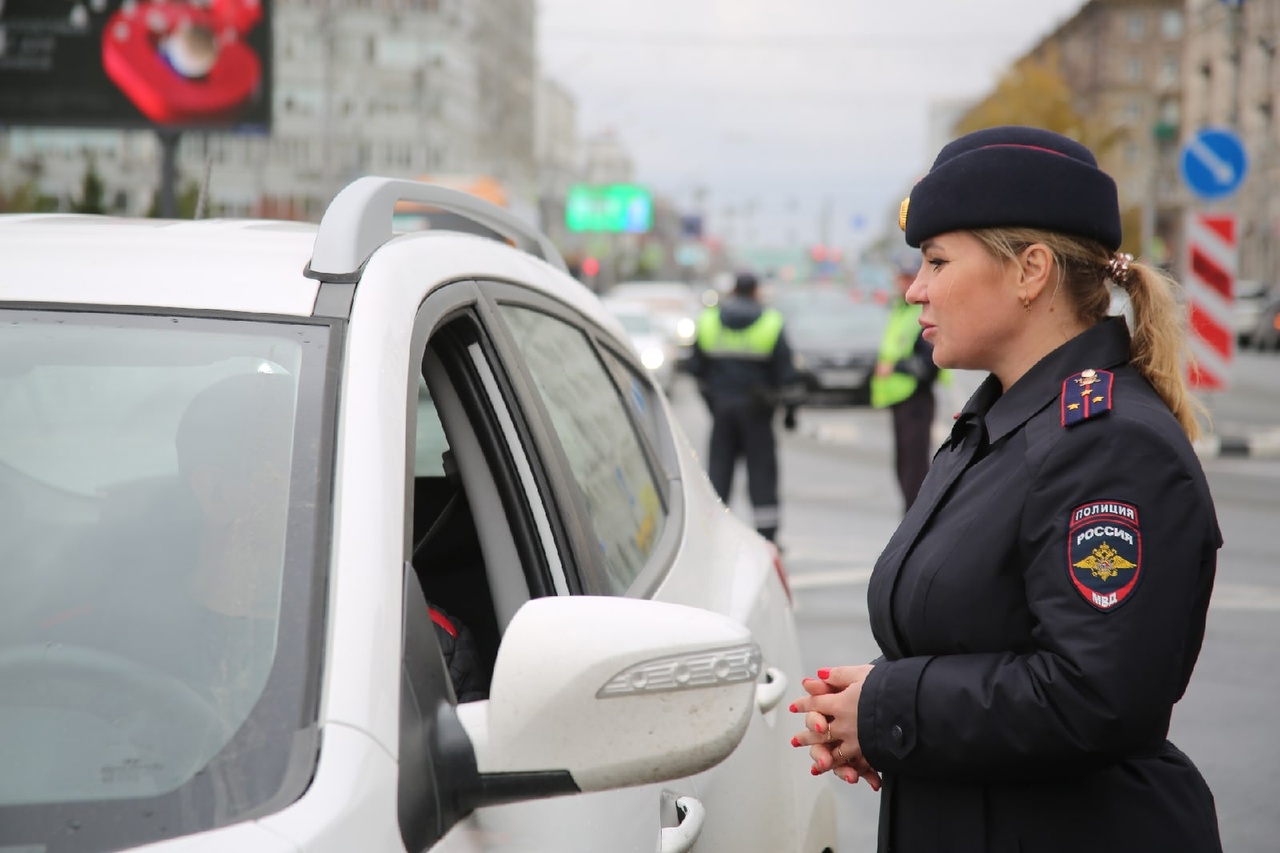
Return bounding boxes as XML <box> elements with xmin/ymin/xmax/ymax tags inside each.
<box><xmin>872</xmin><ymin>248</ymin><xmax>949</xmax><ymax>512</ymax></box>
<box><xmin>686</xmin><ymin>271</ymin><xmax>802</xmax><ymax>543</ymax></box>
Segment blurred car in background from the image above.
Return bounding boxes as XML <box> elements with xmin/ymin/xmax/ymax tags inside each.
<box><xmin>601</xmin><ymin>298</ymin><xmax>678</xmax><ymax>393</ymax></box>
<box><xmin>1234</xmin><ymin>280</ymin><xmax>1272</xmax><ymax>347</ymax></box>
<box><xmin>772</xmin><ymin>286</ymin><xmax>888</xmax><ymax>407</ymax></box>
<box><xmin>607</xmin><ymin>281</ymin><xmax>704</xmax><ymax>364</ymax></box>
<box><xmin>1248</xmin><ymin>291</ymin><xmax>1280</xmax><ymax>351</ymax></box>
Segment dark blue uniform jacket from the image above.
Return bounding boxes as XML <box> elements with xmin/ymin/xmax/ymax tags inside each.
<box><xmin>860</xmin><ymin>318</ymin><xmax>1223</xmax><ymax>852</ymax></box>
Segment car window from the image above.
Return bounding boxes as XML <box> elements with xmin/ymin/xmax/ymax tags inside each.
<box><xmin>598</xmin><ymin>344</ymin><xmax>668</xmax><ymax>474</ymax></box>
<box><xmin>0</xmin><ymin>309</ymin><xmax>329</xmax><ymax>849</ymax></box>
<box><xmin>498</xmin><ymin>305</ymin><xmax>666</xmax><ymax>595</ymax></box>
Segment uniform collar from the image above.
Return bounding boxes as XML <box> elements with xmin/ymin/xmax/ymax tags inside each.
<box><xmin>962</xmin><ymin>317</ymin><xmax>1132</xmax><ymax>444</ymax></box>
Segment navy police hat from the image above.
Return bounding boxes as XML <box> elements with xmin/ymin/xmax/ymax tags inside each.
<box><xmin>900</xmin><ymin>126</ymin><xmax>1122</xmax><ymax>251</ymax></box>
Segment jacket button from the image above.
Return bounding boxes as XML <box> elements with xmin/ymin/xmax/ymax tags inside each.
<box><xmin>890</xmin><ymin>724</ymin><xmax>904</xmax><ymax>744</ymax></box>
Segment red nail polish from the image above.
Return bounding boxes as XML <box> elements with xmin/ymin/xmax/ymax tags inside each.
<box><xmin>817</xmin><ymin>668</ymin><xmax>831</xmax><ymax>679</ymax></box>
<box><xmin>788</xmin><ymin>703</ymin><xmax>798</xmax><ymax>713</ymax></box>
<box><xmin>810</xmin><ymin>766</ymin><xmax>821</xmax><ymax>776</ymax></box>
<box><xmin>790</xmin><ymin>736</ymin><xmax>800</xmax><ymax>747</ymax></box>
<box><xmin>815</xmin><ymin>721</ymin><xmax>824</xmax><ymax>734</ymax></box>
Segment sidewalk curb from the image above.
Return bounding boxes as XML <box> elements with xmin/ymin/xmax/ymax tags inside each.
<box><xmin>1195</xmin><ymin>428</ymin><xmax>1280</xmax><ymax>459</ymax></box>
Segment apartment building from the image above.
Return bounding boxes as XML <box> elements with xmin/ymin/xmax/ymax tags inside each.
<box><xmin>186</xmin><ymin>0</ymin><xmax>538</xmax><ymax>219</ymax></box>
<box><xmin>1184</xmin><ymin>0</ymin><xmax>1280</xmax><ymax>284</ymax></box>
<box><xmin>535</xmin><ymin>76</ymin><xmax>580</xmax><ymax>248</ymax></box>
<box><xmin>1</xmin><ymin>0</ymin><xmax>540</xmax><ymax>221</ymax></box>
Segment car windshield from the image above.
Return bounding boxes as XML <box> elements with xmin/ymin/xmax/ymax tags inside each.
<box><xmin>0</xmin><ymin>309</ymin><xmax>331</xmax><ymax>852</ymax></box>
<box><xmin>774</xmin><ymin>291</ymin><xmax>887</xmax><ymax>346</ymax></box>
<box><xmin>608</xmin><ymin>285</ymin><xmax>698</xmax><ymax>315</ymax></box>
<box><xmin>614</xmin><ymin>312</ymin><xmax>655</xmax><ymax>335</ymax></box>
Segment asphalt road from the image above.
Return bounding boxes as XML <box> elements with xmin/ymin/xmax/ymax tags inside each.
<box><xmin>668</xmin><ymin>354</ymin><xmax>1280</xmax><ymax>853</ymax></box>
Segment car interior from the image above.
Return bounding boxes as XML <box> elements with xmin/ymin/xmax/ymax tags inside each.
<box><xmin>408</xmin><ymin>317</ymin><xmax>558</xmax><ymax>704</ymax></box>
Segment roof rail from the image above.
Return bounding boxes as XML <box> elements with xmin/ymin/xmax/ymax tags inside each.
<box><xmin>305</xmin><ymin>176</ymin><xmax>567</xmax><ymax>282</ymax></box>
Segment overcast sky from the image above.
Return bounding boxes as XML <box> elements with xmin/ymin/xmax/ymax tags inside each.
<box><xmin>538</xmin><ymin>0</ymin><xmax>1087</xmax><ymax>253</ymax></box>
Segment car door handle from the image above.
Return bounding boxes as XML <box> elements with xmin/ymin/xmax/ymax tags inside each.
<box><xmin>659</xmin><ymin>796</ymin><xmax>706</xmax><ymax>853</ymax></box>
<box><xmin>756</xmin><ymin>666</ymin><xmax>788</xmax><ymax>713</ymax></box>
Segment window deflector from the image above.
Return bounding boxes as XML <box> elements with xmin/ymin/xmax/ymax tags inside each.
<box><xmin>420</xmin><ymin>348</ymin><xmax>528</xmax><ymax>634</ymax></box>
<box><xmin>465</xmin><ymin>343</ymin><xmax>569</xmax><ymax>597</ymax></box>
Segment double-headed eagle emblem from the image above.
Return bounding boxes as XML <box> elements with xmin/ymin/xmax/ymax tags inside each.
<box><xmin>1073</xmin><ymin>542</ymin><xmax>1137</xmax><ymax>582</ymax></box>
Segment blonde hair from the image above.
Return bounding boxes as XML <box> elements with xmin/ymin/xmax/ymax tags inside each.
<box><xmin>971</xmin><ymin>227</ymin><xmax>1206</xmax><ymax>440</ymax></box>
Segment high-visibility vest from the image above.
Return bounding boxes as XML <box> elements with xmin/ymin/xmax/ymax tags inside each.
<box><xmin>872</xmin><ymin>299</ymin><xmax>947</xmax><ymax>408</ymax></box>
<box><xmin>696</xmin><ymin>306</ymin><xmax>784</xmax><ymax>360</ymax></box>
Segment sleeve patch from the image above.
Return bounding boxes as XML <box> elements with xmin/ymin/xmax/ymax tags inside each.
<box><xmin>1067</xmin><ymin>501</ymin><xmax>1142</xmax><ymax>611</ymax></box>
<box><xmin>1061</xmin><ymin>368</ymin><xmax>1114</xmax><ymax>427</ymax></box>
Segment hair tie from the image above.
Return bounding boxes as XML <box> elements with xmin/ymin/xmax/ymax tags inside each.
<box><xmin>1106</xmin><ymin>252</ymin><xmax>1135</xmax><ymax>288</ymax></box>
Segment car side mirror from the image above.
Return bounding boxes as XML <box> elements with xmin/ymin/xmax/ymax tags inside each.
<box><xmin>454</xmin><ymin>596</ymin><xmax>760</xmax><ymax>806</ymax></box>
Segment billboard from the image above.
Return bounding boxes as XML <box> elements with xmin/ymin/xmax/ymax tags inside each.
<box><xmin>0</xmin><ymin>0</ymin><xmax>271</xmax><ymax>132</ymax></box>
<box><xmin>566</xmin><ymin>184</ymin><xmax>653</xmax><ymax>234</ymax></box>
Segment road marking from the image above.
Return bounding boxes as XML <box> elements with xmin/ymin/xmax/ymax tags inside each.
<box><xmin>800</xmin><ymin>421</ymin><xmax>862</xmax><ymax>443</ymax></box>
<box><xmin>789</xmin><ymin>567</ymin><xmax>874</xmax><ymax>590</ymax></box>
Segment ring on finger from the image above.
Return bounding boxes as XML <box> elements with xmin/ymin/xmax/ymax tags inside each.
<box><xmin>825</xmin><ymin>727</ymin><xmax>834</xmax><ymax>743</ymax></box>
<box><xmin>835</xmin><ymin>745</ymin><xmax>845</xmax><ymax>763</ymax></box>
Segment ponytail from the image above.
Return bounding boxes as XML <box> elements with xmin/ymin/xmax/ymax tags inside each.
<box><xmin>1119</xmin><ymin>262</ymin><xmax>1208</xmax><ymax>441</ymax></box>
<box><xmin>972</xmin><ymin>227</ymin><xmax>1208</xmax><ymax>440</ymax></box>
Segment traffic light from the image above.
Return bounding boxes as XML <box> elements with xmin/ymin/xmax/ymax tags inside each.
<box><xmin>581</xmin><ymin>256</ymin><xmax>600</xmax><ymax>277</ymax></box>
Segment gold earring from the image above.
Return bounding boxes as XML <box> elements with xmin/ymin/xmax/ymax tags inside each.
<box><xmin>1021</xmin><ymin>295</ymin><xmax>1031</xmax><ymax>312</ymax></box>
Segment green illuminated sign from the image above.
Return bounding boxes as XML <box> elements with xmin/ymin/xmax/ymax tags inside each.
<box><xmin>565</xmin><ymin>184</ymin><xmax>653</xmax><ymax>233</ymax></box>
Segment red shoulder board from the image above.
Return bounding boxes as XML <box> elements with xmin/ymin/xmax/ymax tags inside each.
<box><xmin>1061</xmin><ymin>368</ymin><xmax>1114</xmax><ymax>427</ymax></box>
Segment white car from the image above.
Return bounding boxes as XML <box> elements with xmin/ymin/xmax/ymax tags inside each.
<box><xmin>1234</xmin><ymin>279</ymin><xmax>1272</xmax><ymax>347</ymax></box>
<box><xmin>0</xmin><ymin>179</ymin><xmax>835</xmax><ymax>853</ymax></box>
<box><xmin>606</xmin><ymin>281</ymin><xmax>704</xmax><ymax>361</ymax></box>
<box><xmin>600</xmin><ymin>298</ymin><xmax>679</xmax><ymax>393</ymax></box>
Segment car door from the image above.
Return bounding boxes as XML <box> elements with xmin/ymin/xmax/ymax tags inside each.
<box><xmin>479</xmin><ymin>283</ymin><xmax>811</xmax><ymax>852</ymax></box>
<box><xmin>397</xmin><ymin>280</ymin><xmax>700</xmax><ymax>853</ymax></box>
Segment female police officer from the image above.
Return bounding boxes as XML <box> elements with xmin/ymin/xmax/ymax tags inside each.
<box><xmin>789</xmin><ymin>126</ymin><xmax>1223</xmax><ymax>852</ymax></box>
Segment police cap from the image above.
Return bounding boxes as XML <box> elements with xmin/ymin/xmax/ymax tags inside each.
<box><xmin>901</xmin><ymin>125</ymin><xmax>1122</xmax><ymax>252</ymax></box>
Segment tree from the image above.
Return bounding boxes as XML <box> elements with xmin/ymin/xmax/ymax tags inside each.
<box><xmin>954</xmin><ymin>51</ymin><xmax>1122</xmax><ymax>162</ymax></box>
<box><xmin>71</xmin><ymin>158</ymin><xmax>107</xmax><ymax>214</ymax></box>
<box><xmin>953</xmin><ymin>49</ymin><xmax>1140</xmax><ymax>256</ymax></box>
<box><xmin>0</xmin><ymin>179</ymin><xmax>57</xmax><ymax>213</ymax></box>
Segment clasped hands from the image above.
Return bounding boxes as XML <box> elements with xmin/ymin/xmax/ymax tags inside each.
<box><xmin>788</xmin><ymin>664</ymin><xmax>881</xmax><ymax>791</ymax></box>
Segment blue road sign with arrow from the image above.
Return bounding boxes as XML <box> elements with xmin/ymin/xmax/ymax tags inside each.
<box><xmin>1180</xmin><ymin>127</ymin><xmax>1248</xmax><ymax>200</ymax></box>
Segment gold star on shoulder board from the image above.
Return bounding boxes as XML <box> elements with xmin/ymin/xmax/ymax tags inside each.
<box><xmin>1067</xmin><ymin>403</ymin><xmax>1081</xmax><ymax>410</ymax></box>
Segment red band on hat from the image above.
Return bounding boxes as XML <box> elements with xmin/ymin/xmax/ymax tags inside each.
<box><xmin>976</xmin><ymin>143</ymin><xmax>1073</xmax><ymax>158</ymax></box>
